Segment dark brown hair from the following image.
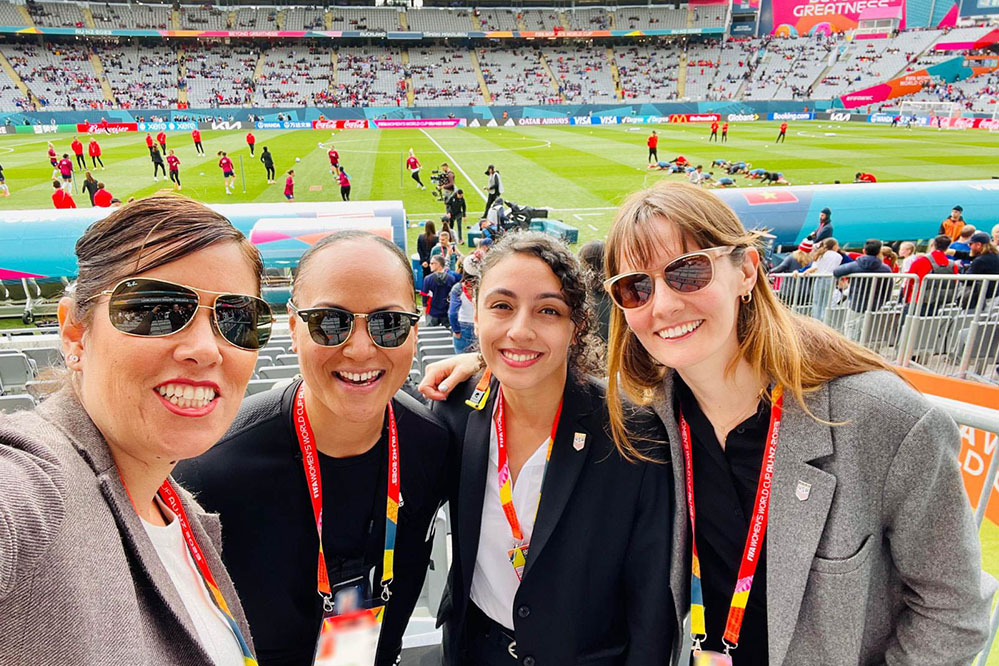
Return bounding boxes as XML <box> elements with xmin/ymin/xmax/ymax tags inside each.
<box><xmin>71</xmin><ymin>194</ymin><xmax>263</xmax><ymax>325</ymax></box>
<box><xmin>476</xmin><ymin>230</ymin><xmax>603</xmax><ymax>380</ymax></box>
<box><xmin>292</xmin><ymin>230</ymin><xmax>416</xmax><ymax>309</ymax></box>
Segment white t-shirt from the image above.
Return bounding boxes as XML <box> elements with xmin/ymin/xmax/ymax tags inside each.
<box><xmin>142</xmin><ymin>500</ymin><xmax>246</xmax><ymax>666</ymax></box>
<box><xmin>811</xmin><ymin>250</ymin><xmax>844</xmax><ymax>274</ymax></box>
<box><xmin>469</xmin><ymin>407</ymin><xmax>549</xmax><ymax>630</ymax></box>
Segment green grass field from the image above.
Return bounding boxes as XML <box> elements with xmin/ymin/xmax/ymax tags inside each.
<box><xmin>3</xmin><ymin>122</ymin><xmax>999</xmax><ymax>657</ymax></box>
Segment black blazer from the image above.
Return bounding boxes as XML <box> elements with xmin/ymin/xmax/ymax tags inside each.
<box><xmin>433</xmin><ymin>374</ymin><xmax>675</xmax><ymax>666</ymax></box>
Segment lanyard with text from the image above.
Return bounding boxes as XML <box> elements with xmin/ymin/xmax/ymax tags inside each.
<box><xmin>157</xmin><ymin>481</ymin><xmax>258</xmax><ymax>666</ymax></box>
<box><xmin>679</xmin><ymin>384</ymin><xmax>784</xmax><ymax>659</ymax></box>
<box><xmin>294</xmin><ymin>384</ymin><xmax>400</xmax><ymax>607</ymax></box>
<box><xmin>494</xmin><ymin>387</ymin><xmax>563</xmax><ymax>580</ymax></box>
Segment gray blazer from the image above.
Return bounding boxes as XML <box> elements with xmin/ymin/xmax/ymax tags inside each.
<box><xmin>653</xmin><ymin>370</ymin><xmax>996</xmax><ymax>666</ymax></box>
<box><xmin>0</xmin><ymin>388</ymin><xmax>254</xmax><ymax>665</ymax></box>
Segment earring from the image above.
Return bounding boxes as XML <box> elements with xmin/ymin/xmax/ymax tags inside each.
<box><xmin>67</xmin><ymin>354</ymin><xmax>80</xmax><ymax>363</ymax></box>
<box><xmin>741</xmin><ymin>292</ymin><xmax>752</xmax><ymax>304</ymax></box>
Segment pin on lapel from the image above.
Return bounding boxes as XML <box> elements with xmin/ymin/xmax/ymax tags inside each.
<box><xmin>573</xmin><ymin>432</ymin><xmax>586</xmax><ymax>451</ymax></box>
<box><xmin>795</xmin><ymin>480</ymin><xmax>811</xmax><ymax>501</ymax></box>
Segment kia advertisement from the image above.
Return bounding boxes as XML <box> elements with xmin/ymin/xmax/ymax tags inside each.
<box><xmin>771</xmin><ymin>0</ymin><xmax>905</xmax><ymax>35</ymax></box>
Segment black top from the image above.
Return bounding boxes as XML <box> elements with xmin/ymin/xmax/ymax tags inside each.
<box><xmin>446</xmin><ymin>194</ymin><xmax>466</xmax><ymax>221</ymax></box>
<box><xmin>260</xmin><ymin>150</ymin><xmax>274</xmax><ymax>167</ymax></box>
<box><xmin>416</xmin><ymin>233</ymin><xmax>437</xmax><ymax>265</ymax></box>
<box><xmin>174</xmin><ymin>380</ymin><xmax>453</xmax><ymax>666</ymax></box>
<box><xmin>433</xmin><ymin>374</ymin><xmax>676</xmax><ymax>666</ymax></box>
<box><xmin>82</xmin><ymin>179</ymin><xmax>99</xmax><ymax>205</ymax></box>
<box><xmin>151</xmin><ymin>150</ymin><xmax>164</xmax><ymax>164</ymax></box>
<box><xmin>675</xmin><ymin>379</ymin><xmax>769</xmax><ymax>666</ymax></box>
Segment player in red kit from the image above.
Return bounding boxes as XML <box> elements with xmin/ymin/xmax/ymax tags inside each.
<box><xmin>709</xmin><ymin>120</ymin><xmax>719</xmax><ymax>142</ymax></box>
<box><xmin>246</xmin><ymin>131</ymin><xmax>255</xmax><ymax>156</ymax></box>
<box><xmin>167</xmin><ymin>150</ymin><xmax>182</xmax><ymax>190</ymax></box>
<box><xmin>156</xmin><ymin>130</ymin><xmax>167</xmax><ymax>153</ymax></box>
<box><xmin>776</xmin><ymin>121</ymin><xmax>788</xmax><ymax>143</ymax></box>
<box><xmin>47</xmin><ymin>142</ymin><xmax>59</xmax><ymax>178</ymax></box>
<box><xmin>855</xmin><ymin>172</ymin><xmax>877</xmax><ymax>183</ymax></box>
<box><xmin>406</xmin><ymin>148</ymin><xmax>424</xmax><ymax>190</ymax></box>
<box><xmin>71</xmin><ymin>136</ymin><xmax>85</xmax><ymax>170</ymax></box>
<box><xmin>218</xmin><ymin>151</ymin><xmax>236</xmax><ymax>194</ymax></box>
<box><xmin>647</xmin><ymin>130</ymin><xmax>658</xmax><ymax>163</ymax></box>
<box><xmin>328</xmin><ymin>146</ymin><xmax>339</xmax><ymax>169</ymax></box>
<box><xmin>145</xmin><ymin>133</ymin><xmax>154</xmax><ymax>156</ymax></box>
<box><xmin>721</xmin><ymin>122</ymin><xmax>729</xmax><ymax>143</ymax></box>
<box><xmin>87</xmin><ymin>137</ymin><xmax>104</xmax><ymax>169</ymax></box>
<box><xmin>57</xmin><ymin>154</ymin><xmax>74</xmax><ymax>190</ymax></box>
<box><xmin>192</xmin><ymin>128</ymin><xmax>204</xmax><ymax>155</ymax></box>
<box><xmin>51</xmin><ymin>180</ymin><xmax>75</xmax><ymax>208</ymax></box>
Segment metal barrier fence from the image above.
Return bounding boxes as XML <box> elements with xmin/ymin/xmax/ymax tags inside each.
<box><xmin>769</xmin><ymin>272</ymin><xmax>999</xmax><ymax>385</ymax></box>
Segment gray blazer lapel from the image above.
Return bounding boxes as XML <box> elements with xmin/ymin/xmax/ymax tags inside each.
<box><xmin>766</xmin><ymin>385</ymin><xmax>837</xmax><ymax>666</ymax></box>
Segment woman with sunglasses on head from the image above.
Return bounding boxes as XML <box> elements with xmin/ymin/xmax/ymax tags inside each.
<box><xmin>430</xmin><ymin>231</ymin><xmax>674</xmax><ymax>666</ymax></box>
<box><xmin>0</xmin><ymin>195</ymin><xmax>273</xmax><ymax>665</ymax></box>
<box><xmin>602</xmin><ymin>182</ymin><xmax>992</xmax><ymax>665</ymax></box>
<box><xmin>174</xmin><ymin>230</ymin><xmax>452</xmax><ymax>666</ymax></box>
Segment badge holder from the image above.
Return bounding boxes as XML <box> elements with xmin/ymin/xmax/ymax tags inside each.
<box><xmin>507</xmin><ymin>543</ymin><xmax>529</xmax><ymax>582</ymax></box>
<box><xmin>313</xmin><ymin>576</ymin><xmax>385</xmax><ymax>666</ymax></box>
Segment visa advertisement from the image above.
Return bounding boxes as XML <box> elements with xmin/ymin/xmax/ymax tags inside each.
<box><xmin>772</xmin><ymin>0</ymin><xmax>905</xmax><ymax>35</ymax></box>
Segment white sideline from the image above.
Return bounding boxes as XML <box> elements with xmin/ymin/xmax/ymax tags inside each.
<box><xmin>418</xmin><ymin>128</ymin><xmax>487</xmax><ymax>202</ymax></box>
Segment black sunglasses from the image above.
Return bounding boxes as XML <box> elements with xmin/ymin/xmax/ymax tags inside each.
<box><xmin>603</xmin><ymin>246</ymin><xmax>736</xmax><ymax>309</ymax></box>
<box><xmin>289</xmin><ymin>303</ymin><xmax>420</xmax><ymax>349</ymax></box>
<box><xmin>97</xmin><ymin>277</ymin><xmax>273</xmax><ymax>351</ymax></box>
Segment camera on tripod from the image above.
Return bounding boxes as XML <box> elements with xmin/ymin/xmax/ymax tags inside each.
<box><xmin>430</xmin><ymin>169</ymin><xmax>449</xmax><ymax>201</ymax></box>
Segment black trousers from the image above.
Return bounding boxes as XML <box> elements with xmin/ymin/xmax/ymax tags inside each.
<box><xmin>721</xmin><ymin>132</ymin><xmax>728</xmax><ymax>143</ymax></box>
<box><xmin>648</xmin><ymin>147</ymin><xmax>658</xmax><ymax>162</ymax></box>
<box><xmin>153</xmin><ymin>162</ymin><xmax>166</xmax><ymax>177</ymax></box>
<box><xmin>265</xmin><ymin>165</ymin><xmax>275</xmax><ymax>180</ymax></box>
<box><xmin>195</xmin><ymin>141</ymin><xmax>204</xmax><ymax>154</ymax></box>
<box><xmin>170</xmin><ymin>170</ymin><xmax>181</xmax><ymax>186</ymax></box>
<box><xmin>75</xmin><ymin>154</ymin><xmax>86</xmax><ymax>169</ymax></box>
<box><xmin>776</xmin><ymin>132</ymin><xmax>786</xmax><ymax>143</ymax></box>
<box><xmin>248</xmin><ymin>143</ymin><xmax>255</xmax><ymax>155</ymax></box>
<box><xmin>462</xmin><ymin>604</ymin><xmax>519</xmax><ymax>666</ymax></box>
<box><xmin>709</xmin><ymin>131</ymin><xmax>718</xmax><ymax>142</ymax></box>
<box><xmin>91</xmin><ymin>155</ymin><xmax>104</xmax><ymax>168</ymax></box>
<box><xmin>412</xmin><ymin>170</ymin><xmax>424</xmax><ymax>187</ymax></box>
<box><xmin>158</xmin><ymin>141</ymin><xmax>166</xmax><ymax>152</ymax></box>
<box><xmin>483</xmin><ymin>192</ymin><xmax>498</xmax><ymax>218</ymax></box>
<box><xmin>341</xmin><ymin>185</ymin><xmax>350</xmax><ymax>201</ymax></box>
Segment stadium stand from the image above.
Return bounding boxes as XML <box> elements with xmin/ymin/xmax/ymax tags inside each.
<box><xmin>331</xmin><ymin>6</ymin><xmax>400</xmax><ymax>31</ymax></box>
<box><xmin>182</xmin><ymin>42</ymin><xmax>259</xmax><ymax>108</ymax></box>
<box><xmin>27</xmin><ymin>1</ymin><xmax>84</xmax><ymax>28</ymax></box>
<box><xmin>333</xmin><ymin>46</ymin><xmax>405</xmax><ymax>107</ymax></box>
<box><xmin>0</xmin><ymin>2</ymin><xmax>28</xmax><ymax>26</ymax></box>
<box><xmin>741</xmin><ymin>36</ymin><xmax>839</xmax><ymax>101</ymax></box>
<box><xmin>406</xmin><ymin>8</ymin><xmax>471</xmax><ymax>33</ymax></box>
<box><xmin>476</xmin><ymin>44</ymin><xmax>560</xmax><ymax>105</ymax></box>
<box><xmin>95</xmin><ymin>44</ymin><xmax>178</xmax><ymax>109</ymax></box>
<box><xmin>233</xmin><ymin>7</ymin><xmax>279</xmax><ymax>30</ymax></box>
<box><xmin>2</xmin><ymin>42</ymin><xmax>107</xmax><ymax>110</ymax></box>
<box><xmin>178</xmin><ymin>5</ymin><xmax>229</xmax><ymax>30</ymax></box>
<box><xmin>564</xmin><ymin>7</ymin><xmax>610</xmax><ymax>30</ymax></box>
<box><xmin>615</xmin><ymin>40</ymin><xmax>681</xmax><ymax>103</ymax></box>
<box><xmin>90</xmin><ymin>3</ymin><xmax>171</xmax><ymax>30</ymax></box>
<box><xmin>409</xmin><ymin>45</ymin><xmax>485</xmax><ymax>106</ymax></box>
<box><xmin>282</xmin><ymin>6</ymin><xmax>325</xmax><ymax>31</ymax></box>
<box><xmin>812</xmin><ymin>30</ymin><xmax>941</xmax><ymax>100</ymax></box>
<box><xmin>253</xmin><ymin>45</ymin><xmax>334</xmax><ymax>108</ymax></box>
<box><xmin>612</xmin><ymin>6</ymin><xmax>688</xmax><ymax>31</ymax></box>
<box><xmin>519</xmin><ymin>8</ymin><xmax>562</xmax><ymax>31</ymax></box>
<box><xmin>472</xmin><ymin>8</ymin><xmax>518</xmax><ymax>31</ymax></box>
<box><xmin>542</xmin><ymin>43</ymin><xmax>617</xmax><ymax>103</ymax></box>
<box><xmin>691</xmin><ymin>3</ymin><xmax>728</xmax><ymax>28</ymax></box>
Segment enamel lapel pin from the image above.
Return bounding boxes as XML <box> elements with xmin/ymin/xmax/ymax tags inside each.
<box><xmin>795</xmin><ymin>480</ymin><xmax>812</xmax><ymax>501</ymax></box>
<box><xmin>573</xmin><ymin>432</ymin><xmax>586</xmax><ymax>451</ymax></box>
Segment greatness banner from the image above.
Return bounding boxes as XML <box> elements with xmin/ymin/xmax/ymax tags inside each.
<box><xmin>772</xmin><ymin>0</ymin><xmax>904</xmax><ymax>35</ymax></box>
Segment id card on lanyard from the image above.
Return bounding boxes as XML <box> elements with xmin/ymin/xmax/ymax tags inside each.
<box><xmin>493</xmin><ymin>388</ymin><xmax>562</xmax><ymax>581</ymax></box>
<box><xmin>679</xmin><ymin>385</ymin><xmax>784</xmax><ymax>665</ymax></box>
<box><xmin>157</xmin><ymin>482</ymin><xmax>258</xmax><ymax>666</ymax></box>
<box><xmin>293</xmin><ymin>384</ymin><xmax>400</xmax><ymax>666</ymax></box>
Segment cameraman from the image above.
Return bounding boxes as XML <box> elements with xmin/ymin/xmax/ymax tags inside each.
<box><xmin>486</xmin><ymin>197</ymin><xmax>509</xmax><ymax>230</ymax></box>
<box><xmin>484</xmin><ymin>164</ymin><xmax>502</xmax><ymax>217</ymax></box>
<box><xmin>446</xmin><ymin>189</ymin><xmax>467</xmax><ymax>243</ymax></box>
<box><xmin>439</xmin><ymin>162</ymin><xmax>455</xmax><ymax>202</ymax></box>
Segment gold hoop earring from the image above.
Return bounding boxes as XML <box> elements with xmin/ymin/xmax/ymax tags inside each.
<box><xmin>741</xmin><ymin>292</ymin><xmax>752</xmax><ymax>304</ymax></box>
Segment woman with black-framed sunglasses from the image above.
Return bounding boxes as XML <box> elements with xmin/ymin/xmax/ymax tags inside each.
<box><xmin>0</xmin><ymin>195</ymin><xmax>265</xmax><ymax>665</ymax></box>
<box><xmin>174</xmin><ymin>230</ymin><xmax>453</xmax><ymax>666</ymax></box>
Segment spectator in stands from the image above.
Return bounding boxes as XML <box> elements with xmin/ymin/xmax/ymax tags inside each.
<box><xmin>87</xmin><ymin>137</ymin><xmax>104</xmax><ymax>170</ymax></box>
<box><xmin>446</xmin><ymin>189</ymin><xmax>467</xmax><ymax>243</ymax></box>
<box><xmin>431</xmin><ymin>230</ymin><xmax>461</xmax><ymax>272</ymax></box>
<box><xmin>0</xmin><ymin>195</ymin><xmax>266</xmax><ymax>665</ymax></box>
<box><xmin>880</xmin><ymin>246</ymin><xmax>899</xmax><ymax>273</ymax></box>
<box><xmin>173</xmin><ymin>230</ymin><xmax>446</xmax><ymax>666</ymax></box>
<box><xmin>808</xmin><ymin>207</ymin><xmax>833</xmax><ymax>242</ymax></box>
<box><xmin>898</xmin><ymin>241</ymin><xmax>917</xmax><ymax>272</ymax></box>
<box><xmin>93</xmin><ymin>182</ymin><xmax>112</xmax><ymax>208</ymax></box>
<box><xmin>422</xmin><ymin>254</ymin><xmax>457</xmax><ymax>328</ymax></box>
<box><xmin>449</xmin><ymin>253</ymin><xmax>480</xmax><ymax>353</ymax></box>
<box><xmin>939</xmin><ymin>205</ymin><xmax>966</xmax><ymax>242</ymax></box>
<box><xmin>81</xmin><ymin>171</ymin><xmax>98</xmax><ymax>205</ymax></box>
<box><xmin>150</xmin><ymin>144</ymin><xmax>166</xmax><ymax>181</ymax></box>
<box><xmin>946</xmin><ymin>224</ymin><xmax>976</xmax><ymax>266</ymax></box>
<box><xmin>905</xmin><ymin>234</ymin><xmax>959</xmax><ymax>313</ymax></box>
<box><xmin>51</xmin><ymin>179</ymin><xmax>75</xmax><ymax>209</ymax></box>
<box><xmin>417</xmin><ymin>221</ymin><xmax>438</xmax><ymax>274</ymax></box>
<box><xmin>963</xmin><ymin>230</ymin><xmax>999</xmax><ymax>303</ymax></box>
<box><xmin>992</xmin><ymin>223</ymin><xmax>999</xmax><ymax>246</ymax></box>
<box><xmin>833</xmin><ymin>239</ymin><xmax>892</xmax><ymax>317</ymax></box>
<box><xmin>337</xmin><ymin>165</ymin><xmax>350</xmax><ymax>201</ymax></box>
<box><xmin>771</xmin><ymin>239</ymin><xmax>812</xmax><ymax>273</ymax></box>
<box><xmin>426</xmin><ymin>231</ymin><xmax>672</xmax><ymax>666</ymax></box>
<box><xmin>579</xmin><ymin>239</ymin><xmax>612</xmax><ymax>342</ymax></box>
<box><xmin>483</xmin><ymin>165</ymin><xmax>502</xmax><ymax>218</ymax></box>
<box><xmin>799</xmin><ymin>237</ymin><xmax>843</xmax><ymax>320</ymax></box>
<box><xmin>260</xmin><ymin>147</ymin><xmax>275</xmax><ymax>184</ymax></box>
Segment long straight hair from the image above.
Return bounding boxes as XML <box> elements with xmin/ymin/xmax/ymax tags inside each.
<box><xmin>604</xmin><ymin>182</ymin><xmax>896</xmax><ymax>461</ymax></box>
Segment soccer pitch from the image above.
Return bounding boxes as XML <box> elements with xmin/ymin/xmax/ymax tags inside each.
<box><xmin>3</xmin><ymin>121</ymin><xmax>999</xmax><ymax>253</ymax></box>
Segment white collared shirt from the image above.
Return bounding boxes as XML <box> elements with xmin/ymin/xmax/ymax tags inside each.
<box><xmin>469</xmin><ymin>405</ymin><xmax>550</xmax><ymax>630</ymax></box>
<box><xmin>142</xmin><ymin>499</ymin><xmax>246</xmax><ymax>666</ymax></box>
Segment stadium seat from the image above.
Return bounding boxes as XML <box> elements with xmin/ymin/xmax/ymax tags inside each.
<box><xmin>259</xmin><ymin>365</ymin><xmax>301</xmax><ymax>380</ymax></box>
<box><xmin>22</xmin><ymin>346</ymin><xmax>63</xmax><ymax>371</ymax></box>
<box><xmin>0</xmin><ymin>394</ymin><xmax>35</xmax><ymax>413</ymax></box>
<box><xmin>419</xmin><ymin>344</ymin><xmax>455</xmax><ymax>359</ymax></box>
<box><xmin>245</xmin><ymin>378</ymin><xmax>280</xmax><ymax>396</ymax></box>
<box><xmin>420</xmin><ymin>354</ymin><xmax>453</xmax><ymax>373</ymax></box>
<box><xmin>0</xmin><ymin>354</ymin><xmax>35</xmax><ymax>393</ymax></box>
<box><xmin>275</xmin><ymin>353</ymin><xmax>299</xmax><ymax>366</ymax></box>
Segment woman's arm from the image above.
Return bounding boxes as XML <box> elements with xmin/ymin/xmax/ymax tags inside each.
<box><xmin>418</xmin><ymin>353</ymin><xmax>481</xmax><ymax>401</ymax></box>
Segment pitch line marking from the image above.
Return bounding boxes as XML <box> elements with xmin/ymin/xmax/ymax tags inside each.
<box><xmin>418</xmin><ymin>128</ymin><xmax>487</xmax><ymax>202</ymax></box>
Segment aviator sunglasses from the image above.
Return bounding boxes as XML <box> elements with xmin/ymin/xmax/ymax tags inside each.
<box><xmin>95</xmin><ymin>277</ymin><xmax>273</xmax><ymax>351</ymax></box>
<box><xmin>289</xmin><ymin>302</ymin><xmax>420</xmax><ymax>349</ymax></box>
<box><xmin>604</xmin><ymin>246</ymin><xmax>736</xmax><ymax>310</ymax></box>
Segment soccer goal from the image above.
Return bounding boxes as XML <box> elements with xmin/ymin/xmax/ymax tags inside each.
<box><xmin>896</xmin><ymin>100</ymin><xmax>961</xmax><ymax>127</ymax></box>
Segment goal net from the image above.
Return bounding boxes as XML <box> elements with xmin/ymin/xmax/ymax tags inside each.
<box><xmin>896</xmin><ymin>101</ymin><xmax>961</xmax><ymax>127</ymax></box>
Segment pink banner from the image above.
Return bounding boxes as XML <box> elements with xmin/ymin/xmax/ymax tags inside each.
<box><xmin>772</xmin><ymin>0</ymin><xmax>905</xmax><ymax>35</ymax></box>
<box><xmin>370</xmin><ymin>119</ymin><xmax>464</xmax><ymax>129</ymax></box>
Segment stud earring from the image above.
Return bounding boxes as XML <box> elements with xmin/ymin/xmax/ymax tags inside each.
<box><xmin>68</xmin><ymin>354</ymin><xmax>80</xmax><ymax>363</ymax></box>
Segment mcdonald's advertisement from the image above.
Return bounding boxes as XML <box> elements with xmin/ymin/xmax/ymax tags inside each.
<box><xmin>772</xmin><ymin>0</ymin><xmax>905</xmax><ymax>35</ymax></box>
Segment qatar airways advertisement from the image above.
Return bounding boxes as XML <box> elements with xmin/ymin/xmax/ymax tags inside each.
<box><xmin>772</xmin><ymin>0</ymin><xmax>905</xmax><ymax>35</ymax></box>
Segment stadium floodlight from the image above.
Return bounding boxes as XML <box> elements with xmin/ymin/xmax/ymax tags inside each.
<box><xmin>896</xmin><ymin>100</ymin><xmax>961</xmax><ymax>128</ymax></box>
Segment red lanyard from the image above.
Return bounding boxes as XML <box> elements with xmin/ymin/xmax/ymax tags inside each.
<box><xmin>494</xmin><ymin>388</ymin><xmax>563</xmax><ymax>543</ymax></box>
<box><xmin>461</xmin><ymin>281</ymin><xmax>473</xmax><ymax>302</ymax></box>
<box><xmin>293</xmin><ymin>384</ymin><xmax>401</xmax><ymax>605</ymax></box>
<box><xmin>678</xmin><ymin>384</ymin><xmax>784</xmax><ymax>652</ymax></box>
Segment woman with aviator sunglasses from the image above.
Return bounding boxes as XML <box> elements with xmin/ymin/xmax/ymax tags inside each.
<box><xmin>0</xmin><ymin>195</ymin><xmax>273</xmax><ymax>664</ymax></box>
<box><xmin>175</xmin><ymin>230</ymin><xmax>452</xmax><ymax>666</ymax></box>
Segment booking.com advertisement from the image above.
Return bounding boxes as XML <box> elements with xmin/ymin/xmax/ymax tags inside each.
<box><xmin>772</xmin><ymin>0</ymin><xmax>905</xmax><ymax>35</ymax></box>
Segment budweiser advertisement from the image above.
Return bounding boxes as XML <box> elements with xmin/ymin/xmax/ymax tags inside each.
<box><xmin>77</xmin><ymin>122</ymin><xmax>138</xmax><ymax>134</ymax></box>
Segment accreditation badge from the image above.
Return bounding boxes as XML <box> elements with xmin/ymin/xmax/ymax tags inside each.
<box><xmin>507</xmin><ymin>543</ymin><xmax>529</xmax><ymax>582</ymax></box>
<box><xmin>313</xmin><ymin>579</ymin><xmax>384</xmax><ymax>666</ymax></box>
<box><xmin>693</xmin><ymin>651</ymin><xmax>732</xmax><ymax>666</ymax></box>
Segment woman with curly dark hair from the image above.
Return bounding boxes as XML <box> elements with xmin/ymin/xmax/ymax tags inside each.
<box><xmin>430</xmin><ymin>231</ymin><xmax>674</xmax><ymax>666</ymax></box>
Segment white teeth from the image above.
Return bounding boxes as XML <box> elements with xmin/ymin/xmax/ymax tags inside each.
<box><xmin>338</xmin><ymin>370</ymin><xmax>382</xmax><ymax>383</ymax></box>
<box><xmin>503</xmin><ymin>351</ymin><xmax>540</xmax><ymax>362</ymax></box>
<box><xmin>156</xmin><ymin>383</ymin><xmax>217</xmax><ymax>409</ymax></box>
<box><xmin>656</xmin><ymin>321</ymin><xmax>703</xmax><ymax>340</ymax></box>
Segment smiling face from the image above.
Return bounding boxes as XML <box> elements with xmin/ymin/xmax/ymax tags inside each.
<box><xmin>67</xmin><ymin>242</ymin><xmax>259</xmax><ymax>466</ymax></box>
<box><xmin>617</xmin><ymin>217</ymin><xmax>758</xmax><ymax>377</ymax></box>
<box><xmin>289</xmin><ymin>238</ymin><xmax>417</xmax><ymax>428</ymax></box>
<box><xmin>475</xmin><ymin>252</ymin><xmax>574</xmax><ymax>393</ymax></box>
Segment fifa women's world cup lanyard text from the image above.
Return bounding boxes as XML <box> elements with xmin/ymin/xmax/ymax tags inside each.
<box><xmin>679</xmin><ymin>385</ymin><xmax>784</xmax><ymax>666</ymax></box>
<box><xmin>293</xmin><ymin>385</ymin><xmax>400</xmax><ymax>666</ymax></box>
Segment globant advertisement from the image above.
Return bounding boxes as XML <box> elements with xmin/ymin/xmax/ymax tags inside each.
<box><xmin>771</xmin><ymin>0</ymin><xmax>905</xmax><ymax>35</ymax></box>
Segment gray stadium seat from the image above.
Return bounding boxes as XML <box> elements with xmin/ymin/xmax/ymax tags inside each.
<box><xmin>259</xmin><ymin>365</ymin><xmax>301</xmax><ymax>380</ymax></box>
<box><xmin>419</xmin><ymin>344</ymin><xmax>455</xmax><ymax>359</ymax></box>
<box><xmin>275</xmin><ymin>353</ymin><xmax>299</xmax><ymax>366</ymax></box>
<box><xmin>0</xmin><ymin>394</ymin><xmax>35</xmax><ymax>413</ymax></box>
<box><xmin>245</xmin><ymin>378</ymin><xmax>280</xmax><ymax>395</ymax></box>
<box><xmin>22</xmin><ymin>346</ymin><xmax>63</xmax><ymax>371</ymax></box>
<box><xmin>0</xmin><ymin>354</ymin><xmax>35</xmax><ymax>393</ymax></box>
<box><xmin>420</xmin><ymin>355</ymin><xmax>452</xmax><ymax>373</ymax></box>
